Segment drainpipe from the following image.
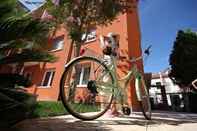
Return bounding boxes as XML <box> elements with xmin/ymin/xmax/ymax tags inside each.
<box><xmin>159</xmin><ymin>72</ymin><xmax>164</xmax><ymax>86</ymax></box>
<box><xmin>159</xmin><ymin>72</ymin><xmax>168</xmax><ymax>109</ymax></box>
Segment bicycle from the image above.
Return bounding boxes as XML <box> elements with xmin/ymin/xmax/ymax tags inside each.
<box><xmin>60</xmin><ymin>46</ymin><xmax>152</xmax><ymax>121</ymax></box>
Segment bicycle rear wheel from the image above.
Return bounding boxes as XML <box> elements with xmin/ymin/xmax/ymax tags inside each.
<box><xmin>60</xmin><ymin>56</ymin><xmax>114</xmax><ymax>120</ymax></box>
<box><xmin>136</xmin><ymin>76</ymin><xmax>152</xmax><ymax>120</ymax></box>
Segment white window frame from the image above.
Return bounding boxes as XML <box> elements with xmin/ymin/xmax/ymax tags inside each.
<box><xmin>50</xmin><ymin>37</ymin><xmax>64</xmax><ymax>52</ymax></box>
<box><xmin>77</xmin><ymin>66</ymin><xmax>90</xmax><ymax>87</ymax></box>
<box><xmin>81</xmin><ymin>29</ymin><xmax>96</xmax><ymax>43</ymax></box>
<box><xmin>40</xmin><ymin>69</ymin><xmax>55</xmax><ymax>88</ymax></box>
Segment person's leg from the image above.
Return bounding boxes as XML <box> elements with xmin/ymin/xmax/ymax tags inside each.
<box><xmin>105</xmin><ymin>99</ymin><xmax>120</xmax><ymax>117</ymax></box>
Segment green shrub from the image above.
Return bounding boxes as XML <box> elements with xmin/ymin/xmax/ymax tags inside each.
<box><xmin>0</xmin><ymin>89</ymin><xmax>36</xmax><ymax>128</ymax></box>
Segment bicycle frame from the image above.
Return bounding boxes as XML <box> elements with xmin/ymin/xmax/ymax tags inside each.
<box><xmin>103</xmin><ymin>54</ymin><xmax>144</xmax><ymax>105</ymax></box>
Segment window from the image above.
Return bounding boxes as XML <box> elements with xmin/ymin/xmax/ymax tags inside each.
<box><xmin>50</xmin><ymin>36</ymin><xmax>64</xmax><ymax>51</ymax></box>
<box><xmin>156</xmin><ymin>82</ymin><xmax>162</xmax><ymax>86</ymax></box>
<box><xmin>41</xmin><ymin>70</ymin><xmax>55</xmax><ymax>87</ymax></box>
<box><xmin>19</xmin><ymin>0</ymin><xmax>45</xmax><ymax>12</ymax></box>
<box><xmin>81</xmin><ymin>29</ymin><xmax>96</xmax><ymax>43</ymax></box>
<box><xmin>77</xmin><ymin>65</ymin><xmax>91</xmax><ymax>86</ymax></box>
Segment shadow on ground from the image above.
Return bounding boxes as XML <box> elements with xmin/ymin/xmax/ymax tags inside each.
<box><xmin>6</xmin><ymin>117</ymin><xmax>112</xmax><ymax>131</ymax></box>
<box><xmin>3</xmin><ymin>111</ymin><xmax>197</xmax><ymax>131</ymax></box>
<box><xmin>102</xmin><ymin>115</ymin><xmax>197</xmax><ymax>126</ymax></box>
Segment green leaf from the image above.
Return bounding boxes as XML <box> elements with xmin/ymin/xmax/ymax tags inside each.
<box><xmin>0</xmin><ymin>50</ymin><xmax>57</xmax><ymax>65</ymax></box>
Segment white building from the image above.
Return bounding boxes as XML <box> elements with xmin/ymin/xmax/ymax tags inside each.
<box><xmin>149</xmin><ymin>68</ymin><xmax>181</xmax><ymax>106</ymax></box>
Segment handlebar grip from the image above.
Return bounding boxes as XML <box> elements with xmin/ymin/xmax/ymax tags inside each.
<box><xmin>144</xmin><ymin>45</ymin><xmax>152</xmax><ymax>56</ymax></box>
<box><xmin>192</xmin><ymin>79</ymin><xmax>197</xmax><ymax>90</ymax></box>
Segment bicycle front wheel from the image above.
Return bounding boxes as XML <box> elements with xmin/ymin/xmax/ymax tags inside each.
<box><xmin>60</xmin><ymin>56</ymin><xmax>114</xmax><ymax>120</ymax></box>
<box><xmin>136</xmin><ymin>76</ymin><xmax>152</xmax><ymax>120</ymax></box>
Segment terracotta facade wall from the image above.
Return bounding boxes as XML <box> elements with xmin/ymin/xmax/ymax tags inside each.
<box><xmin>0</xmin><ymin>2</ymin><xmax>143</xmax><ymax>110</ymax></box>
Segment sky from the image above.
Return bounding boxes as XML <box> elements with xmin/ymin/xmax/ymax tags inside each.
<box><xmin>139</xmin><ymin>0</ymin><xmax>197</xmax><ymax>73</ymax></box>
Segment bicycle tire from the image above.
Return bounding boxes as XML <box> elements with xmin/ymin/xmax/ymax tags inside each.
<box><xmin>60</xmin><ymin>56</ymin><xmax>114</xmax><ymax>120</ymax></box>
<box><xmin>136</xmin><ymin>76</ymin><xmax>152</xmax><ymax>120</ymax></box>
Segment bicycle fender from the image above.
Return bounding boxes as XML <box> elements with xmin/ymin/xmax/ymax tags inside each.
<box><xmin>135</xmin><ymin>77</ymin><xmax>141</xmax><ymax>101</ymax></box>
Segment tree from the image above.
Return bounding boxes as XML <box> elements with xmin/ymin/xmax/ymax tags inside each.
<box><xmin>0</xmin><ymin>0</ymin><xmax>57</xmax><ymax>127</ymax></box>
<box><xmin>44</xmin><ymin>0</ymin><xmax>136</xmax><ymax>57</ymax></box>
<box><xmin>0</xmin><ymin>0</ymin><xmax>56</xmax><ymax>66</ymax></box>
<box><xmin>169</xmin><ymin>30</ymin><xmax>197</xmax><ymax>87</ymax></box>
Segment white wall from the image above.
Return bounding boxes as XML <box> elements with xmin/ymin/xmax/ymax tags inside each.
<box><xmin>151</xmin><ymin>77</ymin><xmax>180</xmax><ymax>93</ymax></box>
<box><xmin>150</xmin><ymin>76</ymin><xmax>181</xmax><ymax>105</ymax></box>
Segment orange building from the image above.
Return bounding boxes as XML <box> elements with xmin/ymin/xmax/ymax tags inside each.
<box><xmin>1</xmin><ymin>1</ymin><xmax>143</xmax><ymax>111</ymax></box>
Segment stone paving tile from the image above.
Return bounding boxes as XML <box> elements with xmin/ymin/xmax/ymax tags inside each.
<box><xmin>5</xmin><ymin>111</ymin><xmax>197</xmax><ymax>131</ymax></box>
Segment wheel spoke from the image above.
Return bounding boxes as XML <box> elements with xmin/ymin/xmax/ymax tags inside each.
<box><xmin>60</xmin><ymin>56</ymin><xmax>114</xmax><ymax>120</ymax></box>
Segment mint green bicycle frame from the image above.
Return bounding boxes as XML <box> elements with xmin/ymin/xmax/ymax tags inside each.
<box><xmin>99</xmin><ymin>54</ymin><xmax>146</xmax><ymax>107</ymax></box>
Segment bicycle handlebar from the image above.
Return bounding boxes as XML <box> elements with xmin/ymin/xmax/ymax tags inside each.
<box><xmin>130</xmin><ymin>56</ymin><xmax>143</xmax><ymax>63</ymax></box>
<box><xmin>129</xmin><ymin>45</ymin><xmax>152</xmax><ymax>63</ymax></box>
<box><xmin>82</xmin><ymin>45</ymin><xmax>151</xmax><ymax>63</ymax></box>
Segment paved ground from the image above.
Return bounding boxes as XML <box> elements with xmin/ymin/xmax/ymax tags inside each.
<box><xmin>8</xmin><ymin>111</ymin><xmax>197</xmax><ymax>131</ymax></box>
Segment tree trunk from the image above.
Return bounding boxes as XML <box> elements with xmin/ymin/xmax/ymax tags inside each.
<box><xmin>183</xmin><ymin>88</ymin><xmax>190</xmax><ymax>112</ymax></box>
